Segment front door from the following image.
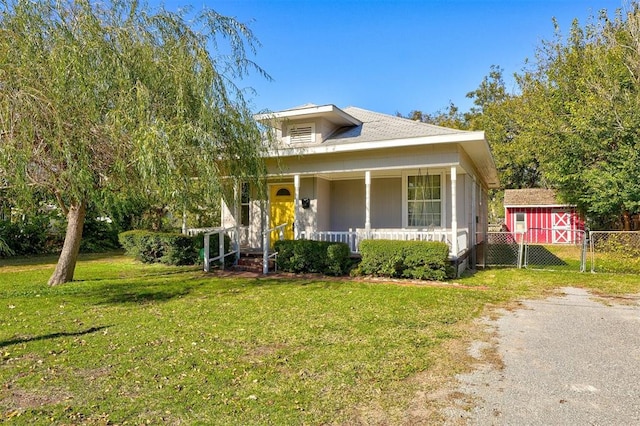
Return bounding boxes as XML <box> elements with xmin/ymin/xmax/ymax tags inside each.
<box><xmin>270</xmin><ymin>184</ymin><xmax>295</xmax><ymax>244</ymax></box>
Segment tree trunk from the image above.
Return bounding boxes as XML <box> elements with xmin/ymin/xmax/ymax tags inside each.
<box><xmin>48</xmin><ymin>201</ymin><xmax>87</xmax><ymax>286</ymax></box>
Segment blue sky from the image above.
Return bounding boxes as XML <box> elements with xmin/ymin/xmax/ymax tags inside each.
<box><xmin>160</xmin><ymin>0</ymin><xmax>627</xmax><ymax>116</ymax></box>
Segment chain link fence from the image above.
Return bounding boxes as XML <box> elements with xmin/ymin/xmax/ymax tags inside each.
<box><xmin>590</xmin><ymin>231</ymin><xmax>640</xmax><ymax>274</ymax></box>
<box><xmin>480</xmin><ymin>228</ymin><xmax>639</xmax><ymax>274</ymax></box>
<box><xmin>479</xmin><ymin>232</ymin><xmax>525</xmax><ymax>268</ymax></box>
<box><xmin>523</xmin><ymin>228</ymin><xmax>587</xmax><ymax>272</ymax></box>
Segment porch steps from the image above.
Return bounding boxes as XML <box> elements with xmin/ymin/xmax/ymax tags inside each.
<box><xmin>233</xmin><ymin>252</ymin><xmax>274</xmax><ymax>273</ymax></box>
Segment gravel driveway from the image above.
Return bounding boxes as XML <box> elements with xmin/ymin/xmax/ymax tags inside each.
<box><xmin>446</xmin><ymin>287</ymin><xmax>640</xmax><ymax>425</ymax></box>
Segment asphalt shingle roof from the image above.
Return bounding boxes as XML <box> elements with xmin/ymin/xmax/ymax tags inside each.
<box><xmin>504</xmin><ymin>188</ymin><xmax>563</xmax><ymax>206</ymax></box>
<box><xmin>324</xmin><ymin>107</ymin><xmax>466</xmax><ymax>145</ymax></box>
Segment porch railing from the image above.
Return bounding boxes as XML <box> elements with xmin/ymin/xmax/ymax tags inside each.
<box><xmin>262</xmin><ymin>223</ymin><xmax>287</xmax><ymax>274</ymax></box>
<box><xmin>303</xmin><ymin>230</ymin><xmax>359</xmax><ymax>253</ymax></box>
<box><xmin>305</xmin><ymin>228</ymin><xmax>469</xmax><ymax>257</ymax></box>
<box><xmin>203</xmin><ymin>227</ymin><xmax>240</xmax><ymax>272</ymax></box>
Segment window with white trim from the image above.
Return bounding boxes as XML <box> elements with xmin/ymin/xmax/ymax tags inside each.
<box><xmin>407</xmin><ymin>175</ymin><xmax>441</xmax><ymax>227</ymax></box>
<box><xmin>514</xmin><ymin>212</ymin><xmax>526</xmax><ymax>233</ymax></box>
<box><xmin>240</xmin><ymin>183</ymin><xmax>250</xmax><ymax>226</ymax></box>
<box><xmin>287</xmin><ymin>123</ymin><xmax>315</xmax><ymax>144</ymax></box>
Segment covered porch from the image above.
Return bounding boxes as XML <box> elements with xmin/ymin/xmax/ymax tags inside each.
<box><xmin>220</xmin><ymin>163</ymin><xmax>488</xmax><ymax>274</ymax></box>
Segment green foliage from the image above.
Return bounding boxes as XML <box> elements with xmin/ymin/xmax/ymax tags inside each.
<box><xmin>118</xmin><ymin>230</ymin><xmax>232</xmax><ymax>266</ymax></box>
<box><xmin>356</xmin><ymin>240</ymin><xmax>450</xmax><ymax>281</ymax></box>
<box><xmin>511</xmin><ymin>7</ymin><xmax>640</xmax><ymax>229</ymax></box>
<box><xmin>595</xmin><ymin>233</ymin><xmax>640</xmax><ymax>259</ymax></box>
<box><xmin>119</xmin><ymin>231</ymin><xmax>191</xmax><ymax>265</ymax></box>
<box><xmin>274</xmin><ymin>240</ymin><xmax>352</xmax><ymax>276</ymax></box>
<box><xmin>0</xmin><ymin>217</ymin><xmax>63</xmax><ymax>257</ymax></box>
<box><xmin>80</xmin><ymin>218</ymin><xmax>120</xmax><ymax>253</ymax></box>
<box><xmin>0</xmin><ymin>0</ymin><xmax>269</xmax><ymax>282</ymax></box>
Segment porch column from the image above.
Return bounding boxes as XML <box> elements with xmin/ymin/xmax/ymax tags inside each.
<box><xmin>450</xmin><ymin>166</ymin><xmax>458</xmax><ymax>256</ymax></box>
<box><xmin>263</xmin><ymin>199</ymin><xmax>269</xmax><ymax>274</ymax></box>
<box><xmin>233</xmin><ymin>180</ymin><xmax>240</xmax><ymax>262</ymax></box>
<box><xmin>294</xmin><ymin>174</ymin><xmax>300</xmax><ymax>239</ymax></box>
<box><xmin>365</xmin><ymin>171</ymin><xmax>371</xmax><ymax>234</ymax></box>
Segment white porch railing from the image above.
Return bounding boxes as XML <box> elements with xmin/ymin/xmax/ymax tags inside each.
<box><xmin>305</xmin><ymin>228</ymin><xmax>470</xmax><ymax>257</ymax></box>
<box><xmin>456</xmin><ymin>230</ymin><xmax>468</xmax><ymax>257</ymax></box>
<box><xmin>262</xmin><ymin>223</ymin><xmax>287</xmax><ymax>274</ymax></box>
<box><xmin>302</xmin><ymin>230</ymin><xmax>359</xmax><ymax>253</ymax></box>
<box><xmin>202</xmin><ymin>227</ymin><xmax>240</xmax><ymax>272</ymax></box>
<box><xmin>185</xmin><ymin>227</ymin><xmax>218</xmax><ymax>237</ymax></box>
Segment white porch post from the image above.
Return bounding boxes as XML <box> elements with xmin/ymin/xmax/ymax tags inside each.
<box><xmin>233</xmin><ymin>180</ymin><xmax>240</xmax><ymax>262</ymax></box>
<box><xmin>263</xmin><ymin>199</ymin><xmax>269</xmax><ymax>274</ymax></box>
<box><xmin>450</xmin><ymin>166</ymin><xmax>458</xmax><ymax>256</ymax></box>
<box><xmin>365</xmin><ymin>171</ymin><xmax>371</xmax><ymax>235</ymax></box>
<box><xmin>294</xmin><ymin>174</ymin><xmax>300</xmax><ymax>239</ymax></box>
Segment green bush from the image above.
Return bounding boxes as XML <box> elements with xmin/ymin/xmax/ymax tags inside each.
<box><xmin>0</xmin><ymin>217</ymin><xmax>61</xmax><ymax>257</ymax></box>
<box><xmin>80</xmin><ymin>218</ymin><xmax>120</xmax><ymax>253</ymax></box>
<box><xmin>118</xmin><ymin>230</ymin><xmax>232</xmax><ymax>266</ymax></box>
<box><xmin>356</xmin><ymin>240</ymin><xmax>450</xmax><ymax>281</ymax></box>
<box><xmin>274</xmin><ymin>240</ymin><xmax>351</xmax><ymax>276</ymax></box>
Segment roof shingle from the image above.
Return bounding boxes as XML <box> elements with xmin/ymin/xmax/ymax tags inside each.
<box><xmin>504</xmin><ymin>189</ymin><xmax>565</xmax><ymax>206</ymax></box>
<box><xmin>324</xmin><ymin>107</ymin><xmax>466</xmax><ymax>145</ymax></box>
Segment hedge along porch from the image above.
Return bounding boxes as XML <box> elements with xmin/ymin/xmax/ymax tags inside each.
<box><xmin>220</xmin><ymin>104</ymin><xmax>500</xmax><ymax>275</ymax></box>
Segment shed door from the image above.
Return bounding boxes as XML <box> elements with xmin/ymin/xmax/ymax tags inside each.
<box><xmin>552</xmin><ymin>209</ymin><xmax>571</xmax><ymax>243</ymax></box>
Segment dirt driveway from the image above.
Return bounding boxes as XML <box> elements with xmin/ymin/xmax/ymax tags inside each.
<box><xmin>445</xmin><ymin>287</ymin><xmax>640</xmax><ymax>425</ymax></box>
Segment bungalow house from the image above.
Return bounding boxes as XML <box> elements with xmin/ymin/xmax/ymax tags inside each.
<box><xmin>503</xmin><ymin>188</ymin><xmax>585</xmax><ymax>244</ymax></box>
<box><xmin>220</xmin><ymin>104</ymin><xmax>500</xmax><ymax>274</ymax></box>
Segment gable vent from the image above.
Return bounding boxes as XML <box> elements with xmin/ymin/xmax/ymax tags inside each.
<box><xmin>288</xmin><ymin>123</ymin><xmax>315</xmax><ymax>144</ymax></box>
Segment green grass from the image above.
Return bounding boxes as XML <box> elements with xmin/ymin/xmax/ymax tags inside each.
<box><xmin>1</xmin><ymin>254</ymin><xmax>640</xmax><ymax>424</ymax></box>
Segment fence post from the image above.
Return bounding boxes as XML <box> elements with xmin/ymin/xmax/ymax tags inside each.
<box><xmin>204</xmin><ymin>233</ymin><xmax>210</xmax><ymax>272</ymax></box>
<box><xmin>219</xmin><ymin>230</ymin><xmax>225</xmax><ymax>271</ymax></box>
<box><xmin>263</xmin><ymin>231</ymin><xmax>269</xmax><ymax>275</ymax></box>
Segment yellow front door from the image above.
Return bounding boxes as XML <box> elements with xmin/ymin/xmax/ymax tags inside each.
<box><xmin>270</xmin><ymin>184</ymin><xmax>295</xmax><ymax>244</ymax></box>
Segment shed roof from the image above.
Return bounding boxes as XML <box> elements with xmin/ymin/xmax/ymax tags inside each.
<box><xmin>504</xmin><ymin>188</ymin><xmax>567</xmax><ymax>206</ymax></box>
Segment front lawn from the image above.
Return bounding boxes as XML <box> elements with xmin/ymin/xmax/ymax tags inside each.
<box><xmin>1</xmin><ymin>254</ymin><xmax>639</xmax><ymax>424</ymax></box>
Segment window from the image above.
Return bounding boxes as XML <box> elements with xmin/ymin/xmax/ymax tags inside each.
<box><xmin>287</xmin><ymin>123</ymin><xmax>315</xmax><ymax>144</ymax></box>
<box><xmin>240</xmin><ymin>183</ymin><xmax>250</xmax><ymax>226</ymax></box>
<box><xmin>514</xmin><ymin>212</ymin><xmax>526</xmax><ymax>233</ymax></box>
<box><xmin>276</xmin><ymin>188</ymin><xmax>291</xmax><ymax>196</ymax></box>
<box><xmin>407</xmin><ymin>175</ymin><xmax>441</xmax><ymax>227</ymax></box>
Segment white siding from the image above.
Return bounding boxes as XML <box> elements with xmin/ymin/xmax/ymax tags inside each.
<box><xmin>330</xmin><ymin>180</ymin><xmax>365</xmax><ymax>231</ymax></box>
<box><xmin>371</xmin><ymin>178</ymin><xmax>402</xmax><ymax>228</ymax></box>
<box><xmin>316</xmin><ymin>177</ymin><xmax>331</xmax><ymax>232</ymax></box>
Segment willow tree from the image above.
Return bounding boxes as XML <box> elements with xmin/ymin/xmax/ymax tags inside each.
<box><xmin>0</xmin><ymin>0</ymin><xmax>268</xmax><ymax>284</ymax></box>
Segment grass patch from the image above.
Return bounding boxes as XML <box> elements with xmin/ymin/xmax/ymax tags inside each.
<box><xmin>1</xmin><ymin>254</ymin><xmax>639</xmax><ymax>424</ymax></box>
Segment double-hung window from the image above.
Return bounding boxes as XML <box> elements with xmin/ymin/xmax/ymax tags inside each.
<box><xmin>407</xmin><ymin>175</ymin><xmax>441</xmax><ymax>227</ymax></box>
<box><xmin>240</xmin><ymin>183</ymin><xmax>250</xmax><ymax>226</ymax></box>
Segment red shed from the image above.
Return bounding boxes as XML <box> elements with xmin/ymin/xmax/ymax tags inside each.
<box><xmin>504</xmin><ymin>189</ymin><xmax>585</xmax><ymax>244</ymax></box>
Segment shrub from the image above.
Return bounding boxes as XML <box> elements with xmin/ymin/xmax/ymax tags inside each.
<box><xmin>0</xmin><ymin>217</ymin><xmax>61</xmax><ymax>257</ymax></box>
<box><xmin>118</xmin><ymin>230</ymin><xmax>232</xmax><ymax>266</ymax></box>
<box><xmin>80</xmin><ymin>218</ymin><xmax>120</xmax><ymax>253</ymax></box>
<box><xmin>274</xmin><ymin>240</ymin><xmax>351</xmax><ymax>276</ymax></box>
<box><xmin>356</xmin><ymin>240</ymin><xmax>450</xmax><ymax>281</ymax></box>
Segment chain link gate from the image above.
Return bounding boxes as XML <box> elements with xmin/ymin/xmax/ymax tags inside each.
<box><xmin>480</xmin><ymin>232</ymin><xmax>525</xmax><ymax>268</ymax></box>
<box><xmin>590</xmin><ymin>231</ymin><xmax>640</xmax><ymax>274</ymax></box>
<box><xmin>523</xmin><ymin>228</ymin><xmax>587</xmax><ymax>272</ymax></box>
